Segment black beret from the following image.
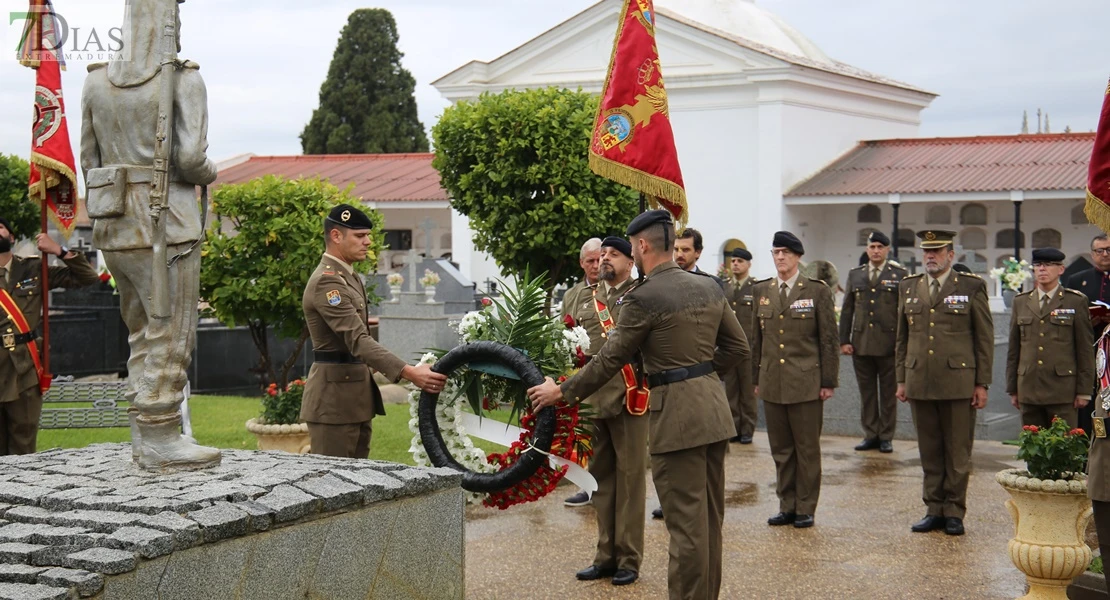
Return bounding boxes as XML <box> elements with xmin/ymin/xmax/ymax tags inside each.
<box><xmin>601</xmin><ymin>236</ymin><xmax>632</xmax><ymax>258</ymax></box>
<box><xmin>952</xmin><ymin>263</ymin><xmax>971</xmax><ymax>274</ymax></box>
<box><xmin>1031</xmin><ymin>248</ymin><xmax>1065</xmax><ymax>264</ymax></box>
<box><xmin>626</xmin><ymin>209</ymin><xmax>673</xmax><ymax>236</ymax></box>
<box><xmin>326</xmin><ymin>203</ymin><xmax>374</xmax><ymax>230</ymax></box>
<box><xmin>772</xmin><ymin>231</ymin><xmax>804</xmax><ymax>256</ymax></box>
<box><xmin>729</xmin><ymin>247</ymin><xmax>752</xmax><ymax>261</ymax></box>
<box><xmin>0</xmin><ymin>217</ymin><xmax>10</xmax><ymax>236</ymax></box>
<box><xmin>867</xmin><ymin>230</ymin><xmax>890</xmax><ymax>246</ymax></box>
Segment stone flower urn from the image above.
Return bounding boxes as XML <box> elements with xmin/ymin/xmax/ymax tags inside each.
<box><xmin>245</xmin><ymin>418</ymin><xmax>311</xmax><ymax>454</ymax></box>
<box><xmin>424</xmin><ymin>285</ymin><xmax>437</xmax><ymax>303</ymax></box>
<box><xmin>996</xmin><ymin>469</ymin><xmax>1093</xmax><ymax>599</ymax></box>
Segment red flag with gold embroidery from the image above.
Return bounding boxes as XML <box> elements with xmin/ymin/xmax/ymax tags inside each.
<box><xmin>21</xmin><ymin>0</ymin><xmax>79</xmax><ymax>239</ymax></box>
<box><xmin>589</xmin><ymin>0</ymin><xmax>687</xmax><ymax>228</ymax></box>
<box><xmin>1087</xmin><ymin>77</ymin><xmax>1110</xmax><ymax>233</ymax></box>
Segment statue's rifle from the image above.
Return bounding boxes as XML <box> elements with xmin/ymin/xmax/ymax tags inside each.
<box><xmin>149</xmin><ymin>0</ymin><xmax>178</xmax><ymax>320</ymax></box>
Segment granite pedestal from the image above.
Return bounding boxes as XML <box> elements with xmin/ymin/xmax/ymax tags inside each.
<box><xmin>0</xmin><ymin>445</ymin><xmax>464</xmax><ymax>600</ymax></box>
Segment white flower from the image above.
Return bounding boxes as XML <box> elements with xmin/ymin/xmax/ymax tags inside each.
<box><xmin>387</xmin><ymin>273</ymin><xmax>404</xmax><ymax>286</ymax></box>
<box><xmin>419</xmin><ymin>352</ymin><xmax>437</xmax><ymax>365</ymax></box>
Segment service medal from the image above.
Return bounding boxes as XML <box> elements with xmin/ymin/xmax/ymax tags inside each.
<box><xmin>1099</xmin><ymin>346</ymin><xmax>1107</xmax><ymax>379</ymax></box>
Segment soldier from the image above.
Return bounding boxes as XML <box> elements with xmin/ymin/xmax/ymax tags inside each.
<box><xmin>1088</xmin><ymin>330</ymin><xmax>1110</xmax><ymax>597</ymax></box>
<box><xmin>561</xmin><ymin>236</ymin><xmax>601</xmax><ymax>508</ymax></box>
<box><xmin>723</xmin><ymin>247</ymin><xmax>757</xmax><ymax>444</ymax></box>
<box><xmin>840</xmin><ymin>231</ymin><xmax>907</xmax><ymax>454</ymax></box>
<box><xmin>569</xmin><ymin>236</ymin><xmax>646</xmax><ymax>587</ymax></box>
<box><xmin>81</xmin><ymin>0</ymin><xmax>222</xmax><ymax>469</ymax></box>
<box><xmin>0</xmin><ymin>218</ymin><xmax>99</xmax><ymax>454</ymax></box>
<box><xmin>896</xmin><ymin>229</ymin><xmax>993</xmax><ymax>537</ymax></box>
<box><xmin>301</xmin><ymin>204</ymin><xmax>446</xmax><ymax>458</ymax></box>
<box><xmin>1006</xmin><ymin>248</ymin><xmax>1094</xmax><ymax>428</ymax></box>
<box><xmin>1066</xmin><ymin>233</ymin><xmax>1110</xmax><ymax>436</ymax></box>
<box><xmin>751</xmin><ymin>231</ymin><xmax>839</xmax><ymax>529</ymax></box>
<box><xmin>528</xmin><ymin>209</ymin><xmax>747</xmax><ymax>600</ymax></box>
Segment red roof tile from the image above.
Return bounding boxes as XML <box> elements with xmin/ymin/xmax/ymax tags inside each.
<box><xmin>213</xmin><ymin>154</ymin><xmax>448</xmax><ymax>203</ymax></box>
<box><xmin>787</xmin><ymin>133</ymin><xmax>1095</xmax><ymax>197</ymax></box>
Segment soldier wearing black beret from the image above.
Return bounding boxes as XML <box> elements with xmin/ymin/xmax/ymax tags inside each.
<box><xmin>301</xmin><ymin>203</ymin><xmax>446</xmax><ymax>458</ymax></box>
<box><xmin>723</xmin><ymin>246</ymin><xmax>757</xmax><ymax>445</ymax></box>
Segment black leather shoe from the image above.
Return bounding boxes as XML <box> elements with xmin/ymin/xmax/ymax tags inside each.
<box><xmin>854</xmin><ymin>438</ymin><xmax>880</xmax><ymax>451</ymax></box>
<box><xmin>651</xmin><ymin>506</ymin><xmax>663</xmax><ymax>520</ymax></box>
<box><xmin>611</xmin><ymin>570</ymin><xmax>638</xmax><ymax>586</ymax></box>
<box><xmin>793</xmin><ymin>514</ymin><xmax>814</xmax><ymax>528</ymax></box>
<box><xmin>767</xmin><ymin>512</ymin><xmax>796</xmax><ymax>526</ymax></box>
<box><xmin>879</xmin><ymin>440</ymin><xmax>894</xmax><ymax>453</ymax></box>
<box><xmin>576</xmin><ymin>565</ymin><xmax>617</xmax><ymax>581</ymax></box>
<box><xmin>739</xmin><ymin>435</ymin><xmax>753</xmax><ymax>444</ymax></box>
<box><xmin>911</xmin><ymin>515</ymin><xmax>946</xmax><ymax>533</ymax></box>
<box><xmin>944</xmin><ymin>517</ymin><xmax>965</xmax><ymax>536</ymax></box>
<box><xmin>729</xmin><ymin>435</ymin><xmax>743</xmax><ymax>443</ymax></box>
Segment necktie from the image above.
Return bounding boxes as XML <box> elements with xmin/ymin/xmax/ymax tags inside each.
<box><xmin>930</xmin><ymin>279</ymin><xmax>940</xmax><ymax>304</ymax></box>
<box><xmin>869</xmin><ymin>268</ymin><xmax>879</xmax><ymax>287</ymax></box>
<box><xmin>779</xmin><ymin>282</ymin><xmax>789</xmax><ymax>306</ymax></box>
<box><xmin>1040</xmin><ymin>294</ymin><xmax>1049</xmax><ymax>311</ymax></box>
<box><xmin>0</xmin><ymin>267</ymin><xmax>6</xmax><ymax>287</ymax></box>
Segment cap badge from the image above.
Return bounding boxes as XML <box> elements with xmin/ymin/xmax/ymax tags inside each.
<box><xmin>341</xmin><ymin>210</ymin><xmax>351</xmax><ymax>222</ymax></box>
<box><xmin>924</xmin><ymin>232</ymin><xmax>936</xmax><ymax>241</ymax></box>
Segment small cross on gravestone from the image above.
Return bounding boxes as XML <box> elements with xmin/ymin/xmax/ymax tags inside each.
<box><xmin>404</xmin><ymin>249</ymin><xmax>420</xmax><ymax>287</ymax></box>
<box><xmin>418</xmin><ymin>218</ymin><xmax>437</xmax><ymax>256</ymax></box>
<box><xmin>902</xmin><ymin>255</ymin><xmax>922</xmax><ymax>275</ymax></box>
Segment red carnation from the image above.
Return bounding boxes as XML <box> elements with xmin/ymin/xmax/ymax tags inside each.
<box><xmin>481</xmin><ymin>297</ymin><xmax>492</xmax><ymax>307</ymax></box>
<box><xmin>564</xmin><ymin>314</ymin><xmax>577</xmax><ymax>328</ymax></box>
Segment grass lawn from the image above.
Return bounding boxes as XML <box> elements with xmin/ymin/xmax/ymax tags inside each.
<box><xmin>37</xmin><ymin>394</ymin><xmax>508</xmax><ymax>465</ymax></box>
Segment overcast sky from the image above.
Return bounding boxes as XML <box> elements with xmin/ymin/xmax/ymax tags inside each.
<box><xmin>0</xmin><ymin>0</ymin><xmax>1106</xmax><ymax>165</ymax></box>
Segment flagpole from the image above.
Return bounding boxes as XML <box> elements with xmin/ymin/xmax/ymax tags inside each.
<box><xmin>40</xmin><ymin>196</ymin><xmax>50</xmax><ymax>382</ymax></box>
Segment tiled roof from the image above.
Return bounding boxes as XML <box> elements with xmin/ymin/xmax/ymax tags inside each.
<box><xmin>787</xmin><ymin>133</ymin><xmax>1095</xmax><ymax>197</ymax></box>
<box><xmin>212</xmin><ymin>154</ymin><xmax>448</xmax><ymax>203</ymax></box>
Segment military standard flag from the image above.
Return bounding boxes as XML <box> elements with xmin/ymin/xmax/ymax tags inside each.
<box><xmin>588</xmin><ymin>0</ymin><xmax>687</xmax><ymax>228</ymax></box>
<box><xmin>1087</xmin><ymin>77</ymin><xmax>1110</xmax><ymax>233</ymax></box>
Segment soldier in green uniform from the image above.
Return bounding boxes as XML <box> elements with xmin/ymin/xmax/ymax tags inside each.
<box><xmin>1005</xmin><ymin>248</ymin><xmax>1094</xmax><ymax>428</ymax></box>
<box><xmin>723</xmin><ymin>247</ymin><xmax>757</xmax><ymax>444</ymax></box>
<box><xmin>568</xmin><ymin>236</ymin><xmax>646</xmax><ymax>587</ymax></box>
<box><xmin>896</xmin><ymin>229</ymin><xmax>993</xmax><ymax>537</ymax></box>
<box><xmin>1088</xmin><ymin>327</ymin><xmax>1110</xmax><ymax>596</ymax></box>
<box><xmin>529</xmin><ymin>209</ymin><xmax>747</xmax><ymax>600</ymax></box>
<box><xmin>301</xmin><ymin>205</ymin><xmax>446</xmax><ymax>458</ymax></box>
<box><xmin>751</xmin><ymin>231</ymin><xmax>839</xmax><ymax>529</ymax></box>
<box><xmin>0</xmin><ymin>217</ymin><xmax>100</xmax><ymax>455</ymax></box>
<box><xmin>840</xmin><ymin>231</ymin><xmax>907</xmax><ymax>453</ymax></box>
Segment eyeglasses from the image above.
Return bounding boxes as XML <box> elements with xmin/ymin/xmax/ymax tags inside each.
<box><xmin>1032</xmin><ymin>262</ymin><xmax>1063</xmax><ymax>268</ymax></box>
<box><xmin>1093</xmin><ymin>248</ymin><xmax>1110</xmax><ymax>256</ymax></box>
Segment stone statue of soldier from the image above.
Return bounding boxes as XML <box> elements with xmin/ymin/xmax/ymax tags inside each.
<box><xmin>80</xmin><ymin>0</ymin><xmax>220</xmax><ymax>470</ymax></box>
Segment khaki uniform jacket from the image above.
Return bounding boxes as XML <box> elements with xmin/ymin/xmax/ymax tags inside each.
<box><xmin>896</xmin><ymin>272</ymin><xmax>994</xmax><ymax>400</ymax></box>
<box><xmin>301</xmin><ymin>256</ymin><xmax>408</xmax><ymax>425</ymax></box>
<box><xmin>839</xmin><ymin>262</ymin><xmax>908</xmax><ymax>357</ymax></box>
<box><xmin>561</xmin><ymin>262</ymin><xmax>748</xmax><ymax>454</ymax></box>
<box><xmin>1005</xmin><ymin>288</ymin><xmax>1094</xmax><ymax>404</ymax></box>
<box><xmin>0</xmin><ymin>254</ymin><xmax>99</xmax><ymax>402</ymax></box>
<box><xmin>751</xmin><ymin>276</ymin><xmax>840</xmax><ymax>404</ymax></box>
<box><xmin>1089</xmin><ymin>392</ymin><xmax>1110</xmax><ymax>501</ymax></box>
<box><xmin>566</xmin><ymin>278</ymin><xmax>637</xmax><ymax>420</ymax></box>
<box><xmin>725</xmin><ymin>276</ymin><xmax>756</xmax><ymax>339</ymax></box>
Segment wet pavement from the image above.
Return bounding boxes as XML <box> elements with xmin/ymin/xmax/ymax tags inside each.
<box><xmin>465</xmin><ymin>432</ymin><xmax>1031</xmax><ymax>599</ymax></box>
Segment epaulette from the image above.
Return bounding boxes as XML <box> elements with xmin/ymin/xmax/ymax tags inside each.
<box><xmin>688</xmin><ymin>269</ymin><xmax>713</xmax><ymax>278</ymax></box>
<box><xmin>87</xmin><ymin>62</ymin><xmax>107</xmax><ymax>73</ymax></box>
<box><xmin>1015</xmin><ymin>289</ymin><xmax>1034</xmax><ymax>298</ymax></box>
<box><xmin>903</xmin><ymin>273</ymin><xmax>925</xmax><ymax>280</ymax></box>
<box><xmin>1065</xmin><ymin>288</ymin><xmax>1087</xmax><ymax>298</ymax></box>
<box><xmin>615</xmin><ymin>280</ymin><xmax>644</xmax><ymax>305</ymax></box>
<box><xmin>803</xmin><ymin>276</ymin><xmax>830</xmax><ymax>287</ymax></box>
<box><xmin>889</xmin><ymin>261</ymin><xmax>908</xmax><ymax>270</ymax></box>
<box><xmin>753</xmin><ymin>277</ymin><xmax>774</xmax><ymax>284</ymax></box>
<box><xmin>851</xmin><ymin>264</ymin><xmax>866</xmax><ymax>270</ymax></box>
<box><xmin>958</xmin><ymin>272</ymin><xmax>984</xmax><ymax>280</ymax></box>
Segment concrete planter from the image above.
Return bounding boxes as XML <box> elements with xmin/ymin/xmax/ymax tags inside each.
<box><xmin>997</xmin><ymin>469</ymin><xmax>1093</xmax><ymax>599</ymax></box>
<box><xmin>245</xmin><ymin>418</ymin><xmax>311</xmax><ymax>454</ymax></box>
<box><xmin>1068</xmin><ymin>571</ymin><xmax>1109</xmax><ymax>600</ymax></box>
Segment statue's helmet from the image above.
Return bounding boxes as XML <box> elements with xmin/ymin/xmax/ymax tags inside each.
<box><xmin>108</xmin><ymin>0</ymin><xmax>185</xmax><ymax>88</ymax></box>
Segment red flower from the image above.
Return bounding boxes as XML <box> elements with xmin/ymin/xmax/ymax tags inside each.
<box><xmin>481</xmin><ymin>297</ymin><xmax>492</xmax><ymax>307</ymax></box>
<box><xmin>575</xmin><ymin>347</ymin><xmax>587</xmax><ymax>368</ymax></box>
<box><xmin>267</xmin><ymin>389</ymin><xmax>278</xmax><ymax>397</ymax></box>
<box><xmin>564</xmin><ymin>314</ymin><xmax>577</xmax><ymax>329</ymax></box>
<box><xmin>1028</xmin><ymin>425</ymin><xmax>1039</xmax><ymax>434</ymax></box>
<box><xmin>1070</xmin><ymin>428</ymin><xmax>1086</xmax><ymax>436</ymax></box>
<box><xmin>98</xmin><ymin>272</ymin><xmax>111</xmax><ymax>283</ymax></box>
<box><xmin>1052</xmin><ymin>416</ymin><xmax>1062</xmax><ymax>424</ymax></box>
<box><xmin>557</xmin><ymin>375</ymin><xmax>567</xmax><ymax>384</ymax></box>
<box><xmin>481</xmin><ymin>396</ymin><xmax>493</xmax><ymax>411</ymax></box>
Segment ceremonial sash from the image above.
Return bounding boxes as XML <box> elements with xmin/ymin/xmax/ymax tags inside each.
<box><xmin>592</xmin><ymin>287</ymin><xmax>649</xmax><ymax>416</ymax></box>
<box><xmin>1096</xmin><ymin>327</ymin><xmax>1110</xmax><ymax>438</ymax></box>
<box><xmin>0</xmin><ymin>289</ymin><xmax>50</xmax><ymax>393</ymax></box>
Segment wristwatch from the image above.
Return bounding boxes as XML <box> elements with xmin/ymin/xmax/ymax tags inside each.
<box><xmin>57</xmin><ymin>245</ymin><xmax>69</xmax><ymax>259</ymax></box>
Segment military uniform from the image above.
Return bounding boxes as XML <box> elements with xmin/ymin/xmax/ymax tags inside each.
<box><xmin>1088</xmin><ymin>331</ymin><xmax>1110</xmax><ymax>595</ymax></box>
<box><xmin>301</xmin><ymin>251</ymin><xmax>408</xmax><ymax>458</ymax></box>
<box><xmin>896</xmin><ymin>251</ymin><xmax>993</xmax><ymax>522</ymax></box>
<box><xmin>840</xmin><ymin>260</ymin><xmax>908</xmax><ymax>443</ymax></box>
<box><xmin>561</xmin><ymin>279</ymin><xmax>595</xmax><ymax>324</ymax></box>
<box><xmin>1006</xmin><ymin>286</ymin><xmax>1094</xmax><ymax>428</ymax></box>
<box><xmin>560</xmin><ymin>244</ymin><xmax>747</xmax><ymax>598</ymax></box>
<box><xmin>1066</xmin><ymin>267</ymin><xmax>1109</xmax><ymax>436</ymax></box>
<box><xmin>751</xmin><ymin>271</ymin><xmax>839</xmax><ymax>518</ymax></box>
<box><xmin>0</xmin><ymin>253</ymin><xmax>99</xmax><ymax>454</ymax></box>
<box><xmin>723</xmin><ymin>275</ymin><xmax>757</xmax><ymax>439</ymax></box>
<box><xmin>566</xmin><ymin>275</ymin><xmax>647</xmax><ymax>574</ymax></box>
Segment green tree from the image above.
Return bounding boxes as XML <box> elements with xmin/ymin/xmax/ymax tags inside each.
<box><xmin>301</xmin><ymin>9</ymin><xmax>428</xmax><ymax>154</ymax></box>
<box><xmin>200</xmin><ymin>176</ymin><xmax>385</xmax><ymax>389</ymax></box>
<box><xmin>431</xmin><ymin>87</ymin><xmax>640</xmax><ymax>303</ymax></box>
<box><xmin>0</xmin><ymin>154</ymin><xmax>36</xmax><ymax>239</ymax></box>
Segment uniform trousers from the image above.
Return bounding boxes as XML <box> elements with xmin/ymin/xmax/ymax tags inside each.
<box><xmin>651</xmin><ymin>439</ymin><xmax>727</xmax><ymax>600</ymax></box>
<box><xmin>910</xmin><ymin>399</ymin><xmax>977</xmax><ymax>519</ymax></box>
<box><xmin>1019</xmin><ymin>402</ymin><xmax>1077</xmax><ymax>429</ymax></box>
<box><xmin>307</xmin><ymin>421</ymin><xmax>372</xmax><ymax>458</ymax></box>
<box><xmin>1093</xmin><ymin>500</ymin><xmax>1110</xmax><ymax>595</ymax></box>
<box><xmin>852</xmin><ymin>355</ymin><xmax>897</xmax><ymax>441</ymax></box>
<box><xmin>0</xmin><ymin>386</ymin><xmax>42</xmax><ymax>455</ymax></box>
<box><xmin>590</xmin><ymin>409</ymin><xmax>649</xmax><ymax>572</ymax></box>
<box><xmin>723</xmin><ymin>355</ymin><xmax>757</xmax><ymax>438</ymax></box>
<box><xmin>763</xmin><ymin>399</ymin><xmax>824</xmax><ymax>515</ymax></box>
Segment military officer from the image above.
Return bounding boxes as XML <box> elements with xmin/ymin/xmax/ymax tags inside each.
<box><xmin>1088</xmin><ymin>329</ymin><xmax>1110</xmax><ymax>597</ymax></box>
<box><xmin>1066</xmin><ymin>233</ymin><xmax>1110</xmax><ymax>436</ymax></box>
<box><xmin>840</xmin><ymin>231</ymin><xmax>907</xmax><ymax>454</ymax></box>
<box><xmin>301</xmin><ymin>204</ymin><xmax>446</xmax><ymax>458</ymax></box>
<box><xmin>896</xmin><ymin>229</ymin><xmax>993</xmax><ymax>537</ymax></box>
<box><xmin>568</xmin><ymin>236</ymin><xmax>646</xmax><ymax>588</ymax></box>
<box><xmin>1006</xmin><ymin>248</ymin><xmax>1094</xmax><ymax>428</ymax></box>
<box><xmin>0</xmin><ymin>217</ymin><xmax>99</xmax><ymax>455</ymax></box>
<box><xmin>529</xmin><ymin>209</ymin><xmax>747</xmax><ymax>600</ymax></box>
<box><xmin>751</xmin><ymin>231</ymin><xmax>839</xmax><ymax>529</ymax></box>
<box><xmin>723</xmin><ymin>247</ymin><xmax>757</xmax><ymax>444</ymax></box>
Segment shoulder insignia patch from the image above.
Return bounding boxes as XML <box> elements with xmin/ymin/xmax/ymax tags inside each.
<box><xmin>326</xmin><ymin>290</ymin><xmax>341</xmax><ymax>306</ymax></box>
<box><xmin>322</xmin><ymin>269</ymin><xmax>335</xmax><ymax>276</ymax></box>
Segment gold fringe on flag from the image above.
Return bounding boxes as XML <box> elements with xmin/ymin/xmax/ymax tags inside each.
<box><xmin>1086</xmin><ymin>188</ymin><xmax>1110</xmax><ymax>236</ymax></box>
<box><xmin>589</xmin><ymin>153</ymin><xmax>689</xmax><ymax>230</ymax></box>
